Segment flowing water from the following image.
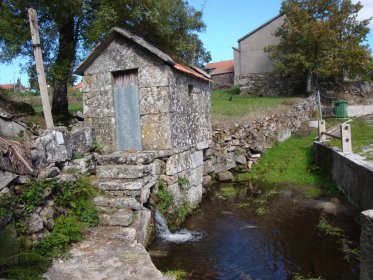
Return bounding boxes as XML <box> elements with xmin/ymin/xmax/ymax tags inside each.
<box><xmin>149</xmin><ymin>182</ymin><xmax>360</xmax><ymax>280</ymax></box>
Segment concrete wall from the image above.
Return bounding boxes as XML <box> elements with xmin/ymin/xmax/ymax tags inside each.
<box><xmin>233</xmin><ymin>48</ymin><xmax>240</xmax><ymax>83</ymax></box>
<box><xmin>238</xmin><ymin>15</ymin><xmax>284</xmax><ymax>76</ymax></box>
<box><xmin>347</xmin><ymin>105</ymin><xmax>373</xmax><ymax>117</ymax></box>
<box><xmin>361</xmin><ymin>210</ymin><xmax>373</xmax><ymax>280</ymax></box>
<box><xmin>314</xmin><ymin>142</ymin><xmax>373</xmax><ymax>211</ymax></box>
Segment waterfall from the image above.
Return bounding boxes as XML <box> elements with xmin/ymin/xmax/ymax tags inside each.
<box><xmin>154</xmin><ymin>210</ymin><xmax>203</xmax><ymax>243</ymax></box>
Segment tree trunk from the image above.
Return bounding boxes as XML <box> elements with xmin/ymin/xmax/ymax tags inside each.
<box><xmin>306</xmin><ymin>69</ymin><xmax>312</xmax><ymax>94</ymax></box>
<box><xmin>51</xmin><ymin>17</ymin><xmax>76</xmax><ymax>116</ymax></box>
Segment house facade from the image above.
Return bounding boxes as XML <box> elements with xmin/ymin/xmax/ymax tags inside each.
<box><xmin>233</xmin><ymin>14</ymin><xmax>302</xmax><ymax>96</ymax></box>
<box><xmin>75</xmin><ymin>28</ymin><xmax>212</xmax><ymax>207</ymax></box>
<box><xmin>204</xmin><ymin>60</ymin><xmax>234</xmax><ymax>89</ymax></box>
<box><xmin>75</xmin><ymin>27</ymin><xmax>211</xmax><ymax>153</ymax></box>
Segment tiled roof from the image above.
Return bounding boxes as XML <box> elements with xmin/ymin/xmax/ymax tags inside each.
<box><xmin>75</xmin><ymin>27</ymin><xmax>210</xmax><ymax>82</ymax></box>
<box><xmin>73</xmin><ymin>81</ymin><xmax>83</xmax><ymax>89</ymax></box>
<box><xmin>0</xmin><ymin>84</ymin><xmax>15</xmax><ymax>90</ymax></box>
<box><xmin>204</xmin><ymin>60</ymin><xmax>234</xmax><ymax>75</ymax></box>
<box><xmin>174</xmin><ymin>64</ymin><xmax>210</xmax><ymax>82</ymax></box>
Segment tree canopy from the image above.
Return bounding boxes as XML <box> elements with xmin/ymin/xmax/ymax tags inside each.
<box><xmin>266</xmin><ymin>0</ymin><xmax>372</xmax><ymax>92</ymax></box>
<box><xmin>0</xmin><ymin>0</ymin><xmax>211</xmax><ymax>115</ymax></box>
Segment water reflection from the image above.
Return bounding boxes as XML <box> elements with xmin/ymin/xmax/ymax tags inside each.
<box><xmin>149</xmin><ymin>182</ymin><xmax>360</xmax><ymax>280</ymax></box>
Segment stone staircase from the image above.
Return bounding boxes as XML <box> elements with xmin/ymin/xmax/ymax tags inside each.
<box><xmin>92</xmin><ymin>151</ymin><xmax>159</xmax><ymax>243</ymax></box>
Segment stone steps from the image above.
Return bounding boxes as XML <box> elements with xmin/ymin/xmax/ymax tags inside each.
<box><xmin>93</xmin><ymin>196</ymin><xmax>143</xmax><ymax>211</ymax></box>
<box><xmin>94</xmin><ymin>151</ymin><xmax>156</xmax><ymax>165</ymax></box>
<box><xmin>96</xmin><ymin>163</ymin><xmax>156</xmax><ymax>179</ymax></box>
<box><xmin>98</xmin><ymin>208</ymin><xmax>133</xmax><ymax>227</ymax></box>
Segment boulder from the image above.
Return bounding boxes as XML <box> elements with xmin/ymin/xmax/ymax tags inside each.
<box><xmin>28</xmin><ymin>212</ymin><xmax>44</xmax><ymax>234</ymax></box>
<box><xmin>218</xmin><ymin>171</ymin><xmax>234</xmax><ymax>182</ymax></box>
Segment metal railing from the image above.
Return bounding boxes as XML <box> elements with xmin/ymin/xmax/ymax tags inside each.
<box><xmin>318</xmin><ymin>120</ymin><xmax>352</xmax><ymax>153</ymax></box>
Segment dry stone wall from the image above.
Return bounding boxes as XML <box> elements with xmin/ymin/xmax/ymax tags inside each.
<box><xmin>202</xmin><ymin>97</ymin><xmax>317</xmax><ymax>181</ymax></box>
<box><xmin>237</xmin><ymin>73</ymin><xmax>304</xmax><ymax>96</ymax></box>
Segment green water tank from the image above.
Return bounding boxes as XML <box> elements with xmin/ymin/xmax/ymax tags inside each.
<box><xmin>334</xmin><ymin>100</ymin><xmax>348</xmax><ymax>118</ymax></box>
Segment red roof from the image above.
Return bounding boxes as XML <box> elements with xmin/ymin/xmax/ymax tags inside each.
<box><xmin>173</xmin><ymin>64</ymin><xmax>210</xmax><ymax>82</ymax></box>
<box><xmin>73</xmin><ymin>81</ymin><xmax>83</xmax><ymax>89</ymax></box>
<box><xmin>204</xmin><ymin>60</ymin><xmax>234</xmax><ymax>75</ymax></box>
<box><xmin>0</xmin><ymin>84</ymin><xmax>15</xmax><ymax>90</ymax></box>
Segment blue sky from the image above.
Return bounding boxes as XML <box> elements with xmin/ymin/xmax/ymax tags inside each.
<box><xmin>0</xmin><ymin>0</ymin><xmax>372</xmax><ymax>86</ymax></box>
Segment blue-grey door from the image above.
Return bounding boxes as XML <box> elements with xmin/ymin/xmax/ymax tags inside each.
<box><xmin>114</xmin><ymin>71</ymin><xmax>142</xmax><ymax>151</ymax></box>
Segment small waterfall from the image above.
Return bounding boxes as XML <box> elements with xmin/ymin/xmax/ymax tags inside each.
<box><xmin>154</xmin><ymin>210</ymin><xmax>203</xmax><ymax>243</ymax></box>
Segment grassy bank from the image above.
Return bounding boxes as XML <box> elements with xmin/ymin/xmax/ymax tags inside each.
<box><xmin>211</xmin><ymin>87</ymin><xmax>302</xmax><ymax>117</ymax></box>
<box><xmin>327</xmin><ymin>116</ymin><xmax>373</xmax><ymax>160</ymax></box>
<box><xmin>236</xmin><ymin>130</ymin><xmax>337</xmax><ymax>197</ymax></box>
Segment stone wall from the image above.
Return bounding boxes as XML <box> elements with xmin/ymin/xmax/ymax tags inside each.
<box><xmin>211</xmin><ymin>72</ymin><xmax>234</xmax><ymax>89</ymax></box>
<box><xmin>236</xmin><ymin>73</ymin><xmax>305</xmax><ymax>96</ymax></box>
<box><xmin>202</xmin><ymin>97</ymin><xmax>317</xmax><ymax>181</ymax></box>
<box><xmin>82</xmin><ymin>36</ymin><xmax>211</xmax><ymax>153</ymax></box>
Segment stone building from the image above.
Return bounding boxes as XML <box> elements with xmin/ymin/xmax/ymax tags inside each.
<box><xmin>75</xmin><ymin>27</ymin><xmax>211</xmax><ymax>153</ymax></box>
<box><xmin>75</xmin><ymin>27</ymin><xmax>212</xmax><ymax>209</ymax></box>
<box><xmin>204</xmin><ymin>60</ymin><xmax>234</xmax><ymax>89</ymax></box>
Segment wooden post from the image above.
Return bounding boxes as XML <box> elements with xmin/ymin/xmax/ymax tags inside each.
<box><xmin>28</xmin><ymin>8</ymin><xmax>54</xmax><ymax>129</ymax></box>
<box><xmin>341</xmin><ymin>124</ymin><xmax>352</xmax><ymax>153</ymax></box>
<box><xmin>318</xmin><ymin>120</ymin><xmax>326</xmax><ymax>142</ymax></box>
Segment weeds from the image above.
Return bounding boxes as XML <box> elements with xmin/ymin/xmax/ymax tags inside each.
<box><xmin>165</xmin><ymin>269</ymin><xmax>188</xmax><ymax>279</ymax></box>
<box><xmin>317</xmin><ymin>221</ymin><xmax>343</xmax><ymax>237</ymax></box>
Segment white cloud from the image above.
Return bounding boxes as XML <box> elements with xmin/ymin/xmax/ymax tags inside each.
<box><xmin>352</xmin><ymin>0</ymin><xmax>373</xmax><ymax>27</ymax></box>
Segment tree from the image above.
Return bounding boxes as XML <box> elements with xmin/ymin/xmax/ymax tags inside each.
<box><xmin>266</xmin><ymin>0</ymin><xmax>372</xmax><ymax>93</ymax></box>
<box><xmin>0</xmin><ymin>0</ymin><xmax>210</xmax><ymax>115</ymax></box>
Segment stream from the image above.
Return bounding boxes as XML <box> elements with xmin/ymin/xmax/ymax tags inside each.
<box><xmin>149</xmin><ymin>182</ymin><xmax>360</xmax><ymax>280</ymax></box>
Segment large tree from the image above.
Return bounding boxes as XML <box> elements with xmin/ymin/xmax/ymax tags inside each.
<box><xmin>0</xmin><ymin>0</ymin><xmax>211</xmax><ymax>115</ymax></box>
<box><xmin>266</xmin><ymin>0</ymin><xmax>372</xmax><ymax>93</ymax></box>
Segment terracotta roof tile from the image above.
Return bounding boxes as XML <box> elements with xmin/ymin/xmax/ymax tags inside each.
<box><xmin>204</xmin><ymin>60</ymin><xmax>234</xmax><ymax>75</ymax></box>
<box><xmin>73</xmin><ymin>81</ymin><xmax>83</xmax><ymax>89</ymax></box>
<box><xmin>0</xmin><ymin>84</ymin><xmax>15</xmax><ymax>90</ymax></box>
<box><xmin>173</xmin><ymin>64</ymin><xmax>210</xmax><ymax>82</ymax></box>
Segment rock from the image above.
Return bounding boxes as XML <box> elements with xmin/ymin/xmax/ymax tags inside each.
<box><xmin>13</xmin><ymin>175</ymin><xmax>30</xmax><ymax>185</ymax></box>
<box><xmin>43</xmin><ymin>227</ymin><xmax>171</xmax><ymax>280</ymax></box>
<box><xmin>38</xmin><ymin>165</ymin><xmax>60</xmax><ymax>180</ymax></box>
<box><xmin>218</xmin><ymin>171</ymin><xmax>234</xmax><ymax>182</ymax></box>
<box><xmin>32</xmin><ymin>128</ymin><xmax>70</xmax><ymax>169</ymax></box>
<box><xmin>0</xmin><ymin>170</ymin><xmax>17</xmax><ymax>190</ymax></box>
<box><xmin>64</xmin><ymin>126</ymin><xmax>94</xmax><ymax>158</ymax></box>
<box><xmin>95</xmin><ymin>151</ymin><xmax>156</xmax><ymax>166</ymax></box>
<box><xmin>40</xmin><ymin>203</ymin><xmax>54</xmax><ymax>224</ymax></box>
<box><xmin>202</xmin><ymin>175</ymin><xmax>212</xmax><ymax>186</ymax></box>
<box><xmin>28</xmin><ymin>213</ymin><xmax>44</xmax><ymax>234</ymax></box>
<box><xmin>316</xmin><ymin>201</ymin><xmax>338</xmax><ymax>215</ymax></box>
<box><xmin>93</xmin><ymin>196</ymin><xmax>143</xmax><ymax>211</ymax></box>
<box><xmin>0</xmin><ymin>117</ymin><xmax>26</xmax><ymax>138</ymax></box>
<box><xmin>62</xmin><ymin>156</ymin><xmax>95</xmax><ymax>174</ymax></box>
<box><xmin>96</xmin><ymin>163</ymin><xmax>156</xmax><ymax>179</ymax></box>
<box><xmin>46</xmin><ymin>219</ymin><xmax>55</xmax><ymax>231</ymax></box>
<box><xmin>132</xmin><ymin>208</ymin><xmax>154</xmax><ymax>247</ymax></box>
<box><xmin>99</xmin><ymin>208</ymin><xmax>133</xmax><ymax>227</ymax></box>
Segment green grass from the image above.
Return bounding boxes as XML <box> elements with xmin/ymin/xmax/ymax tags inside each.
<box><xmin>211</xmin><ymin>87</ymin><xmax>301</xmax><ymax>117</ymax></box>
<box><xmin>165</xmin><ymin>269</ymin><xmax>188</xmax><ymax>279</ymax></box>
<box><xmin>236</xmin><ymin>131</ymin><xmax>337</xmax><ymax>196</ymax></box>
<box><xmin>326</xmin><ymin>117</ymin><xmax>373</xmax><ymax>160</ymax></box>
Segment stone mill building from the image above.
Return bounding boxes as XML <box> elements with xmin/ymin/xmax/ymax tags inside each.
<box><xmin>75</xmin><ymin>27</ymin><xmax>211</xmax><ymax>153</ymax></box>
<box><xmin>75</xmin><ymin>27</ymin><xmax>212</xmax><ymax>228</ymax></box>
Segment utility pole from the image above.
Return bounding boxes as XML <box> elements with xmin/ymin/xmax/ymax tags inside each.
<box><xmin>28</xmin><ymin>8</ymin><xmax>54</xmax><ymax>129</ymax></box>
